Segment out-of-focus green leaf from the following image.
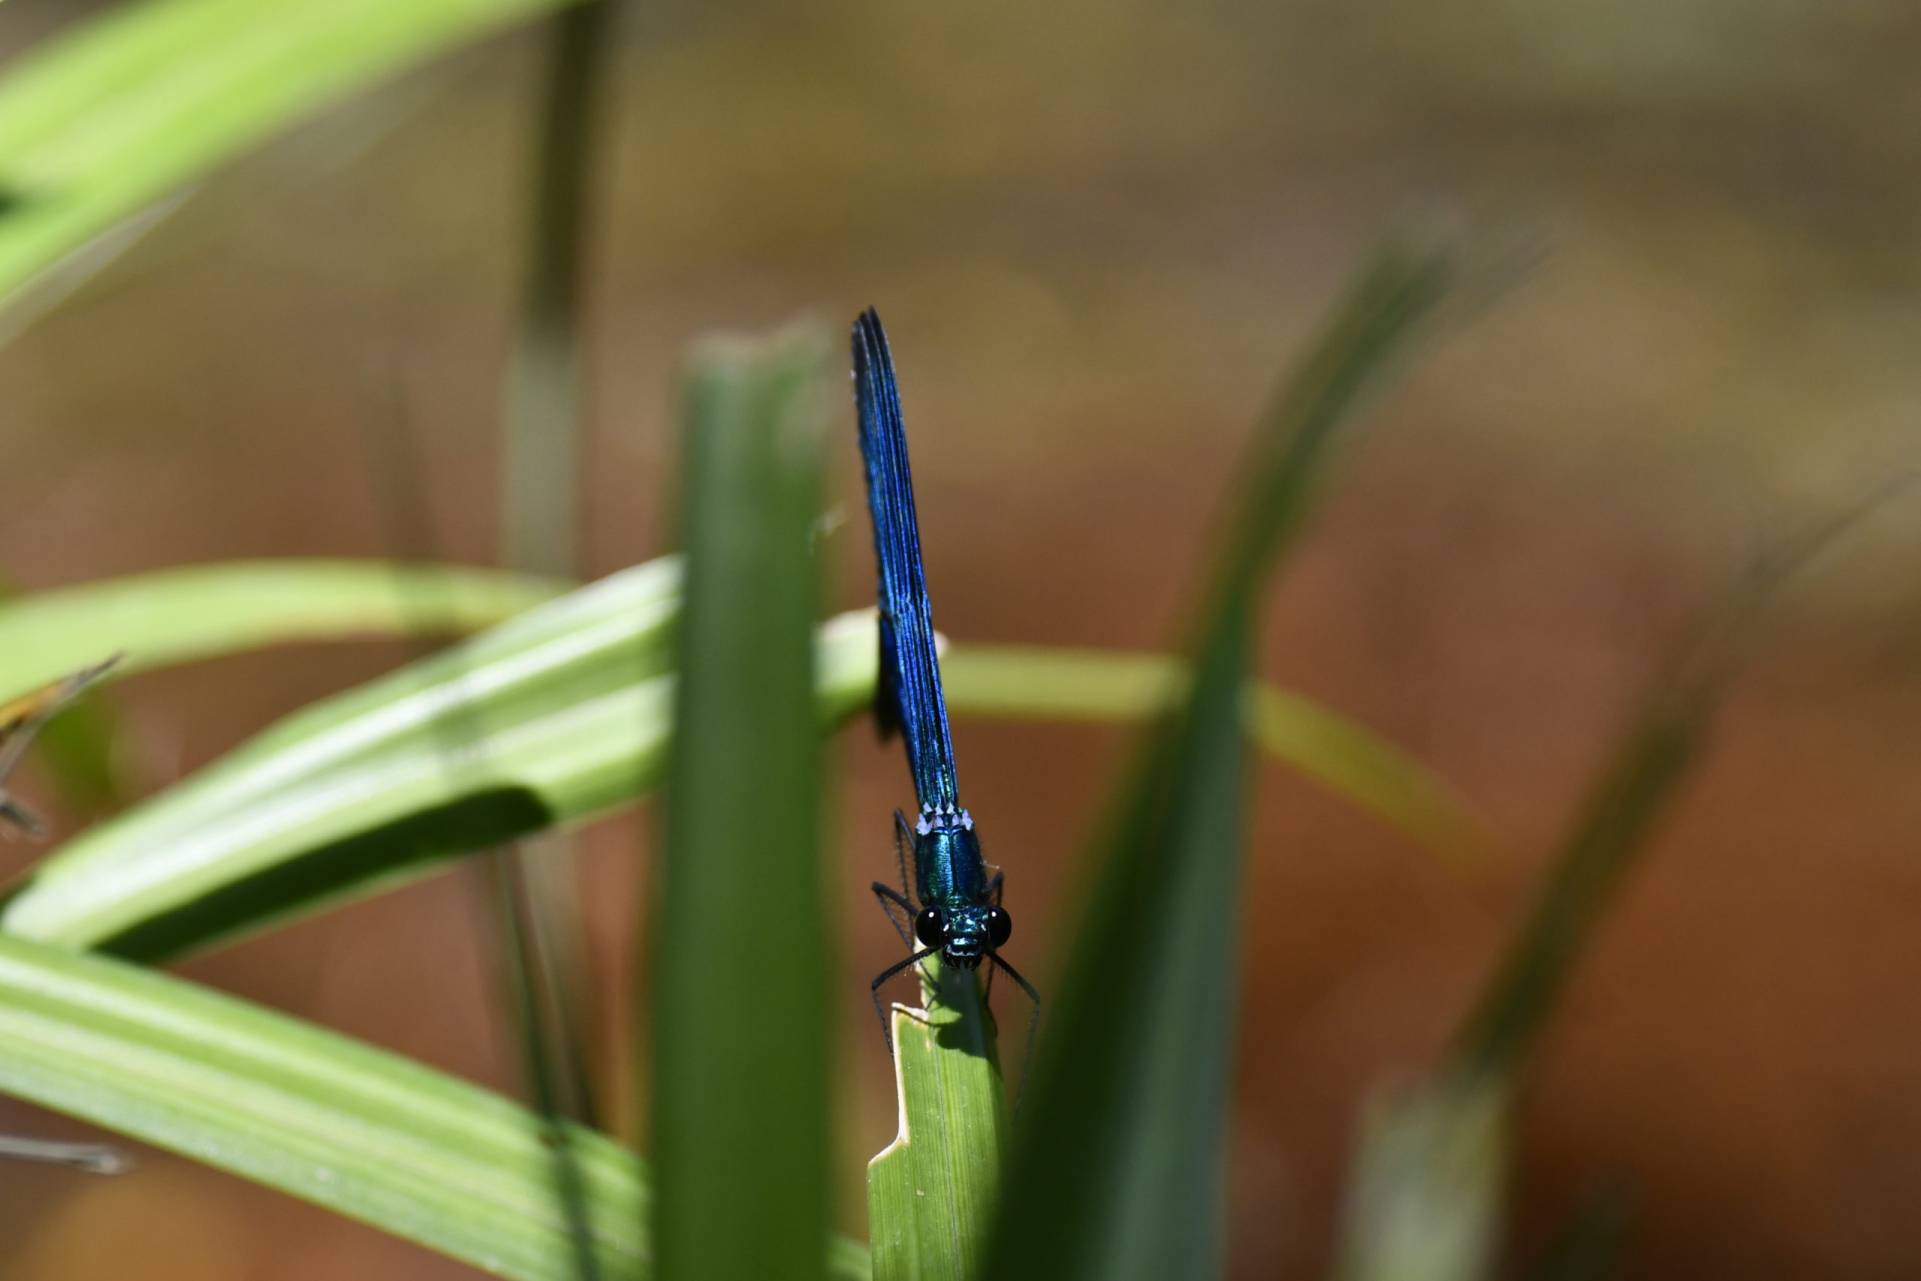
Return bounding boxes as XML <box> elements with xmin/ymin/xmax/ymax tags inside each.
<box><xmin>0</xmin><ymin>556</ymin><xmax>877</xmax><ymax>958</ymax></box>
<box><xmin>650</xmin><ymin>325</ymin><xmax>833</xmax><ymax>1281</ymax></box>
<box><xmin>20</xmin><ymin>695</ymin><xmax>125</xmax><ymax>815</ymax></box>
<box><xmin>1449</xmin><ymin>672</ymin><xmax>1719</xmax><ymax>1080</ymax></box>
<box><xmin>941</xmin><ymin>644</ymin><xmax>1495</xmax><ymax>873</ymax></box>
<box><xmin>0</xmin><ymin>579</ymin><xmax>131</xmax><ymax>814</ymax></box>
<box><xmin>0</xmin><ymin>550</ymin><xmax>1483</xmax><ymax>963</ymax></box>
<box><xmin>0</xmin><ymin>931</ymin><xmax>871</xmax><ymax>1280</ymax></box>
<box><xmin>0</xmin><ymin>0</ymin><xmax>586</xmax><ymax>317</ymax></box>
<box><xmin>0</xmin><ymin>655</ymin><xmax>123</xmax><ymax>842</ymax></box>
<box><xmin>866</xmin><ymin>965</ymin><xmax>1007</xmax><ymax>1281</ymax></box>
<box><xmin>1331</xmin><ymin>499</ymin><xmax>1890</xmax><ymax>1281</ymax></box>
<box><xmin>489</xmin><ymin>0</ymin><xmax>618</xmax><ymax>1149</ymax></box>
<box><xmin>0</xmin><ymin>555</ymin><xmax>1485</xmax><ymax>867</ymax></box>
<box><xmin>1448</xmin><ymin>489</ymin><xmax>1906</xmax><ymax>1080</ymax></box>
<box><xmin>985</xmin><ymin>239</ymin><xmax>1458</xmax><ymax>1281</ymax></box>
<box><xmin>1329</xmin><ymin>635</ymin><xmax>1722</xmax><ymax>1281</ymax></box>
<box><xmin>0</xmin><ymin>558</ymin><xmax>555</xmax><ymax>828</ymax></box>
<box><xmin>1329</xmin><ymin>1073</ymin><xmax>1507</xmax><ymax>1281</ymax></box>
<box><xmin>0</xmin><ymin>558</ymin><xmax>681</xmax><ymax>949</ymax></box>
<box><xmin>0</xmin><ymin>560</ymin><xmax>564</xmax><ymax>698</ymax></box>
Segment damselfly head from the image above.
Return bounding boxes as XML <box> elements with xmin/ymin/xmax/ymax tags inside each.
<box><xmin>918</xmin><ymin>901</ymin><xmax>1014</xmax><ymax>969</ymax></box>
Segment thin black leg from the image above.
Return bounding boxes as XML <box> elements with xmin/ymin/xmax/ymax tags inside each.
<box><xmin>982</xmin><ymin>872</ymin><xmax>1005</xmax><ymax>1003</ymax></box>
<box><xmin>871</xmin><ymin>881</ymin><xmax>915</xmax><ymax>948</ymax></box>
<box><xmin>989</xmin><ymin>952</ymin><xmax>1041</xmax><ymax>1102</ymax></box>
<box><xmin>870</xmin><ymin>945</ymin><xmax>938</xmax><ymax>1056</ymax></box>
<box><xmin>892</xmin><ymin>809</ymin><xmax>916</xmax><ymax>902</ymax></box>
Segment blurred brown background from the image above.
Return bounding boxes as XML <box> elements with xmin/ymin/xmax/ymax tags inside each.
<box><xmin>3</xmin><ymin>0</ymin><xmax>1920</xmax><ymax>1277</ymax></box>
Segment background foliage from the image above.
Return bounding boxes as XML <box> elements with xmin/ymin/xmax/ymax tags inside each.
<box><xmin>0</xmin><ymin>1</ymin><xmax>1917</xmax><ymax>1279</ymax></box>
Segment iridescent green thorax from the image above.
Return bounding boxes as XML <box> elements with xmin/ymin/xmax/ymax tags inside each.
<box><xmin>914</xmin><ymin>815</ymin><xmax>988</xmax><ymax>908</ymax></box>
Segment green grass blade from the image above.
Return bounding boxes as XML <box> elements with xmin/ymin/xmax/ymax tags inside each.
<box><xmin>19</xmin><ymin>690</ymin><xmax>126</xmax><ymax>814</ymax></box>
<box><xmin>0</xmin><ymin>930</ymin><xmax>872</xmax><ymax>1280</ymax></box>
<box><xmin>1450</xmin><ymin>488</ymin><xmax>1904</xmax><ymax>1081</ymax></box>
<box><xmin>1329</xmin><ymin>499</ymin><xmax>1892</xmax><ymax>1281</ymax></box>
<box><xmin>0</xmin><ymin>557</ymin><xmax>1484</xmax><ymax>872</ymax></box>
<box><xmin>0</xmin><ymin>0</ymin><xmax>586</xmax><ymax>315</ymax></box>
<box><xmin>0</xmin><ymin>557</ymin><xmax>688</xmax><ymax>949</ymax></box>
<box><xmin>0</xmin><ymin>570</ymin><xmax>1478</xmax><ymax>972</ymax></box>
<box><xmin>0</xmin><ymin>555</ymin><xmax>1479</xmax><ymax>960</ymax></box>
<box><xmin>0</xmin><ymin>559</ymin><xmax>563</xmax><ymax>697</ymax></box>
<box><xmin>1327</xmin><ymin>635</ymin><xmax>1720</xmax><ymax>1281</ymax></box>
<box><xmin>940</xmin><ymin>644</ymin><xmax>1495</xmax><ymax>873</ymax></box>
<box><xmin>1328</xmin><ymin>1075</ymin><xmax>1508</xmax><ymax>1281</ymax></box>
<box><xmin>0</xmin><ymin>579</ymin><xmax>131</xmax><ymax>814</ymax></box>
<box><xmin>1449</xmin><ymin>676</ymin><xmax>1717</xmax><ymax>1081</ymax></box>
<box><xmin>866</xmin><ymin>965</ymin><xmax>1007</xmax><ymax>1281</ymax></box>
<box><xmin>650</xmin><ymin>324</ymin><xmax>832</xmax><ymax>1281</ymax></box>
<box><xmin>991</xmin><ymin>607</ymin><xmax>1248</xmax><ymax>1281</ymax></box>
<box><xmin>985</xmin><ymin>239</ymin><xmax>1457</xmax><ymax>1281</ymax></box>
<box><xmin>492</xmin><ymin>0</ymin><xmax>619</xmax><ymax>1142</ymax></box>
<box><xmin>0</xmin><ymin>557</ymin><xmax>1466</xmax><ymax>964</ymax></box>
<box><xmin>0</xmin><ymin>565</ymin><xmax>877</xmax><ymax>957</ymax></box>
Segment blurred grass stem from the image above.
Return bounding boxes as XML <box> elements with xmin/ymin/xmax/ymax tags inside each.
<box><xmin>494</xmin><ymin>6</ymin><xmax>620</xmax><ymax>1273</ymax></box>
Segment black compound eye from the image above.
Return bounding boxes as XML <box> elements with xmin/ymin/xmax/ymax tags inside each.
<box><xmin>985</xmin><ymin>906</ymin><xmax>1012</xmax><ymax>947</ymax></box>
<box><xmin>914</xmin><ymin>907</ymin><xmax>947</xmax><ymax>949</ymax></box>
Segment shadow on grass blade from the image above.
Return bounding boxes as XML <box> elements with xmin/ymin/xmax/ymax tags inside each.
<box><xmin>985</xmin><ymin>238</ymin><xmax>1459</xmax><ymax>1281</ymax></box>
<box><xmin>0</xmin><ymin>568</ymin><xmax>878</xmax><ymax>959</ymax></box>
<box><xmin>649</xmin><ymin>323</ymin><xmax>837</xmax><ymax>1281</ymax></box>
<box><xmin>867</xmin><ymin>961</ymin><xmax>1007</xmax><ymax>1281</ymax></box>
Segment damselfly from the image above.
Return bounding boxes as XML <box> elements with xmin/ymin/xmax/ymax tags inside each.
<box><xmin>851</xmin><ymin>309</ymin><xmax>1038</xmax><ymax>1049</ymax></box>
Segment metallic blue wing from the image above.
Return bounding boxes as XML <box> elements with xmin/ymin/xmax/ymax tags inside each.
<box><xmin>852</xmin><ymin>309</ymin><xmax>962</xmax><ymax>815</ymax></box>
